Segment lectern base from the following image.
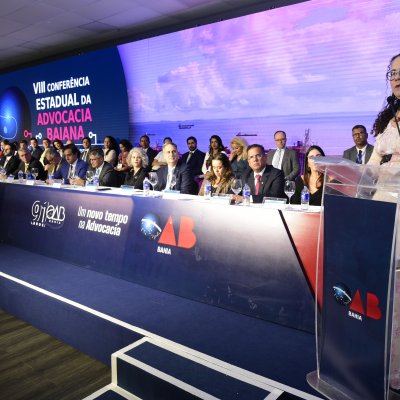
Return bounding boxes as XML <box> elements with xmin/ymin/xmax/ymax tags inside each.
<box><xmin>306</xmin><ymin>371</ymin><xmax>353</xmax><ymax>400</ymax></box>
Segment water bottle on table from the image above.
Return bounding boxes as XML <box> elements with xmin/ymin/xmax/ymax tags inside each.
<box><xmin>204</xmin><ymin>179</ymin><xmax>212</xmax><ymax>199</ymax></box>
<box><xmin>143</xmin><ymin>177</ymin><xmax>150</xmax><ymax>196</ymax></box>
<box><xmin>18</xmin><ymin>170</ymin><xmax>24</xmax><ymax>182</ymax></box>
<box><xmin>242</xmin><ymin>183</ymin><xmax>251</xmax><ymax>206</ymax></box>
<box><xmin>301</xmin><ymin>186</ymin><xmax>310</xmax><ymax>210</ymax></box>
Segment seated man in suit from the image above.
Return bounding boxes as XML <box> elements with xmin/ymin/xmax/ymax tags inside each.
<box><xmin>74</xmin><ymin>147</ymin><xmax>119</xmax><ymax>187</ymax></box>
<box><xmin>30</xmin><ymin>137</ymin><xmax>43</xmax><ymax>160</ymax></box>
<box><xmin>266</xmin><ymin>131</ymin><xmax>300</xmax><ymax>181</ymax></box>
<box><xmin>140</xmin><ymin>134</ymin><xmax>158</xmax><ymax>166</ymax></box>
<box><xmin>343</xmin><ymin>125</ymin><xmax>374</xmax><ymax>164</ymax></box>
<box><xmin>180</xmin><ymin>136</ymin><xmax>206</xmax><ymax>176</ymax></box>
<box><xmin>239</xmin><ymin>144</ymin><xmax>284</xmax><ymax>203</ymax></box>
<box><xmin>44</xmin><ymin>148</ymin><xmax>67</xmax><ymax>178</ymax></box>
<box><xmin>155</xmin><ymin>142</ymin><xmax>194</xmax><ymax>194</ymax></box>
<box><xmin>80</xmin><ymin>136</ymin><xmax>92</xmax><ymax>163</ymax></box>
<box><xmin>53</xmin><ymin>144</ymin><xmax>87</xmax><ymax>184</ymax></box>
<box><xmin>0</xmin><ymin>143</ymin><xmax>20</xmax><ymax>176</ymax></box>
<box><xmin>14</xmin><ymin>148</ymin><xmax>46</xmax><ymax>180</ymax></box>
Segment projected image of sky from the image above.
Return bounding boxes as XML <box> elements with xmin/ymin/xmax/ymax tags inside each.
<box><xmin>118</xmin><ymin>0</ymin><xmax>399</xmax><ymax>153</ymax></box>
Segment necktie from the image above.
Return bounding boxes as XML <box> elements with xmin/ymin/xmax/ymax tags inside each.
<box><xmin>25</xmin><ymin>163</ymin><xmax>29</xmax><ymax>173</ymax></box>
<box><xmin>186</xmin><ymin>152</ymin><xmax>193</xmax><ymax>164</ymax></box>
<box><xmin>68</xmin><ymin>164</ymin><xmax>74</xmax><ymax>178</ymax></box>
<box><xmin>255</xmin><ymin>174</ymin><xmax>261</xmax><ymax>195</ymax></box>
<box><xmin>82</xmin><ymin>150</ymin><xmax>87</xmax><ymax>162</ymax></box>
<box><xmin>356</xmin><ymin>150</ymin><xmax>362</xmax><ymax>164</ymax></box>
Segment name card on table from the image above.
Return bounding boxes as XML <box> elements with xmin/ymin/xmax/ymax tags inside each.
<box><xmin>210</xmin><ymin>195</ymin><xmax>232</xmax><ymax>205</ymax></box>
<box><xmin>162</xmin><ymin>189</ymin><xmax>181</xmax><ymax>200</ymax></box>
<box><xmin>7</xmin><ymin>176</ymin><xmax>14</xmax><ymax>182</ymax></box>
<box><xmin>26</xmin><ymin>179</ymin><xmax>35</xmax><ymax>186</ymax></box>
<box><xmin>52</xmin><ymin>180</ymin><xmax>62</xmax><ymax>188</ymax></box>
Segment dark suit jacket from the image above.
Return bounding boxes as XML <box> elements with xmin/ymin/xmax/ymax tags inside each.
<box><xmin>241</xmin><ymin>166</ymin><xmax>285</xmax><ymax>203</ymax></box>
<box><xmin>343</xmin><ymin>144</ymin><xmax>374</xmax><ymax>164</ymax></box>
<box><xmin>180</xmin><ymin>149</ymin><xmax>206</xmax><ymax>176</ymax></box>
<box><xmin>124</xmin><ymin>167</ymin><xmax>148</xmax><ymax>189</ymax></box>
<box><xmin>53</xmin><ymin>158</ymin><xmax>87</xmax><ymax>184</ymax></box>
<box><xmin>266</xmin><ymin>148</ymin><xmax>300</xmax><ymax>181</ymax></box>
<box><xmin>80</xmin><ymin>148</ymin><xmax>91</xmax><ymax>163</ymax></box>
<box><xmin>0</xmin><ymin>155</ymin><xmax>20</xmax><ymax>175</ymax></box>
<box><xmin>156</xmin><ymin>161</ymin><xmax>194</xmax><ymax>194</ymax></box>
<box><xmin>145</xmin><ymin>147</ymin><xmax>158</xmax><ymax>166</ymax></box>
<box><xmin>91</xmin><ymin>162</ymin><xmax>119</xmax><ymax>187</ymax></box>
<box><xmin>14</xmin><ymin>158</ymin><xmax>46</xmax><ymax>180</ymax></box>
<box><xmin>31</xmin><ymin>147</ymin><xmax>43</xmax><ymax>161</ymax></box>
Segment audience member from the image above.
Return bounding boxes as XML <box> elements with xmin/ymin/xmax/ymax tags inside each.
<box><xmin>266</xmin><ymin>131</ymin><xmax>300</xmax><ymax>181</ymax></box>
<box><xmin>152</xmin><ymin>137</ymin><xmax>172</xmax><ymax>170</ymax></box>
<box><xmin>115</xmin><ymin>139</ymin><xmax>133</xmax><ymax>173</ymax></box>
<box><xmin>14</xmin><ymin>148</ymin><xmax>46</xmax><ymax>180</ymax></box>
<box><xmin>291</xmin><ymin>145</ymin><xmax>325</xmax><ymax>206</ymax></box>
<box><xmin>180</xmin><ymin>136</ymin><xmax>205</xmax><ymax>176</ymax></box>
<box><xmin>19</xmin><ymin>139</ymin><xmax>28</xmax><ymax>151</ymax></box>
<box><xmin>53</xmin><ymin>144</ymin><xmax>87</xmax><ymax>184</ymax></box>
<box><xmin>103</xmin><ymin>136</ymin><xmax>118</xmax><ymax>167</ymax></box>
<box><xmin>202</xmin><ymin>135</ymin><xmax>226</xmax><ymax>174</ymax></box>
<box><xmin>239</xmin><ymin>144</ymin><xmax>284</xmax><ymax>203</ymax></box>
<box><xmin>124</xmin><ymin>147</ymin><xmax>149</xmax><ymax>189</ymax></box>
<box><xmin>229</xmin><ymin>137</ymin><xmax>249</xmax><ymax>176</ymax></box>
<box><xmin>199</xmin><ymin>153</ymin><xmax>234</xmax><ymax>195</ymax></box>
<box><xmin>0</xmin><ymin>142</ymin><xmax>19</xmax><ymax>175</ymax></box>
<box><xmin>155</xmin><ymin>143</ymin><xmax>194</xmax><ymax>194</ymax></box>
<box><xmin>53</xmin><ymin>139</ymin><xmax>64</xmax><ymax>156</ymax></box>
<box><xmin>39</xmin><ymin>138</ymin><xmax>51</xmax><ymax>166</ymax></box>
<box><xmin>74</xmin><ymin>147</ymin><xmax>119</xmax><ymax>187</ymax></box>
<box><xmin>81</xmin><ymin>137</ymin><xmax>92</xmax><ymax>163</ymax></box>
<box><xmin>343</xmin><ymin>125</ymin><xmax>374</xmax><ymax>164</ymax></box>
<box><xmin>44</xmin><ymin>148</ymin><xmax>66</xmax><ymax>177</ymax></box>
<box><xmin>139</xmin><ymin>134</ymin><xmax>158</xmax><ymax>165</ymax></box>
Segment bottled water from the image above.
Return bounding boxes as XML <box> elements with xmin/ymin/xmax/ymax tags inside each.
<box><xmin>26</xmin><ymin>170</ymin><xmax>32</xmax><ymax>180</ymax></box>
<box><xmin>204</xmin><ymin>179</ymin><xmax>212</xmax><ymax>199</ymax></box>
<box><xmin>243</xmin><ymin>183</ymin><xmax>251</xmax><ymax>206</ymax></box>
<box><xmin>93</xmin><ymin>176</ymin><xmax>99</xmax><ymax>187</ymax></box>
<box><xmin>143</xmin><ymin>177</ymin><xmax>150</xmax><ymax>196</ymax></box>
<box><xmin>301</xmin><ymin>186</ymin><xmax>310</xmax><ymax>210</ymax></box>
<box><xmin>18</xmin><ymin>170</ymin><xmax>24</xmax><ymax>182</ymax></box>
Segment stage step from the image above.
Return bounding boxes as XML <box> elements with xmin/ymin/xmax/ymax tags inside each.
<box><xmin>85</xmin><ymin>337</ymin><xmax>319</xmax><ymax>400</ymax></box>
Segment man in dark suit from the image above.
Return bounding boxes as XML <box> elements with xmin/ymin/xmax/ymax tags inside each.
<box><xmin>30</xmin><ymin>137</ymin><xmax>43</xmax><ymax>161</ymax></box>
<box><xmin>180</xmin><ymin>136</ymin><xmax>205</xmax><ymax>176</ymax></box>
<box><xmin>241</xmin><ymin>144</ymin><xmax>284</xmax><ymax>203</ymax></box>
<box><xmin>266</xmin><ymin>131</ymin><xmax>300</xmax><ymax>181</ymax></box>
<box><xmin>80</xmin><ymin>136</ymin><xmax>92</xmax><ymax>163</ymax></box>
<box><xmin>53</xmin><ymin>143</ymin><xmax>87</xmax><ymax>184</ymax></box>
<box><xmin>87</xmin><ymin>147</ymin><xmax>119</xmax><ymax>187</ymax></box>
<box><xmin>140</xmin><ymin>135</ymin><xmax>158</xmax><ymax>166</ymax></box>
<box><xmin>14</xmin><ymin>148</ymin><xmax>46</xmax><ymax>180</ymax></box>
<box><xmin>156</xmin><ymin>143</ymin><xmax>194</xmax><ymax>194</ymax></box>
<box><xmin>343</xmin><ymin>125</ymin><xmax>374</xmax><ymax>164</ymax></box>
<box><xmin>0</xmin><ymin>143</ymin><xmax>20</xmax><ymax>175</ymax></box>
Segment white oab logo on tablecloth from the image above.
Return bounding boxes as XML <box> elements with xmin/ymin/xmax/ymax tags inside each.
<box><xmin>31</xmin><ymin>200</ymin><xmax>66</xmax><ymax>228</ymax></box>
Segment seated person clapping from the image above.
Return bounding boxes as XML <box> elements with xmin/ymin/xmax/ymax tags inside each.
<box><xmin>123</xmin><ymin>147</ymin><xmax>149</xmax><ymax>189</ymax></box>
<box><xmin>199</xmin><ymin>153</ymin><xmax>234</xmax><ymax>196</ymax></box>
<box><xmin>291</xmin><ymin>145</ymin><xmax>325</xmax><ymax>206</ymax></box>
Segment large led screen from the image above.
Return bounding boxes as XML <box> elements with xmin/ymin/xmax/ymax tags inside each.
<box><xmin>118</xmin><ymin>0</ymin><xmax>399</xmax><ymax>155</ymax></box>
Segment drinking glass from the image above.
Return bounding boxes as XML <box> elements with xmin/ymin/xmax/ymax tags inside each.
<box><xmin>284</xmin><ymin>180</ymin><xmax>296</xmax><ymax>209</ymax></box>
<box><xmin>231</xmin><ymin>178</ymin><xmax>242</xmax><ymax>195</ymax></box>
<box><xmin>148</xmin><ymin>172</ymin><xmax>158</xmax><ymax>195</ymax></box>
<box><xmin>31</xmin><ymin>168</ymin><xmax>38</xmax><ymax>180</ymax></box>
<box><xmin>86</xmin><ymin>170</ymin><xmax>94</xmax><ymax>184</ymax></box>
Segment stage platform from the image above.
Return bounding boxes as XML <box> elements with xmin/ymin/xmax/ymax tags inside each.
<box><xmin>0</xmin><ymin>243</ymin><xmax>321</xmax><ymax>399</ymax></box>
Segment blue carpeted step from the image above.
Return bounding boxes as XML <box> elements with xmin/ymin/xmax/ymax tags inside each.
<box><xmin>114</xmin><ymin>338</ymin><xmax>281</xmax><ymax>399</ymax></box>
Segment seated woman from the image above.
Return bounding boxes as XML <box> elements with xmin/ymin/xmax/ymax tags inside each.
<box><xmin>103</xmin><ymin>136</ymin><xmax>119</xmax><ymax>167</ymax></box>
<box><xmin>123</xmin><ymin>147</ymin><xmax>149</xmax><ymax>189</ymax></box>
<box><xmin>201</xmin><ymin>135</ymin><xmax>226</xmax><ymax>174</ymax></box>
<box><xmin>199</xmin><ymin>153</ymin><xmax>234</xmax><ymax>196</ymax></box>
<box><xmin>229</xmin><ymin>136</ymin><xmax>249</xmax><ymax>176</ymax></box>
<box><xmin>291</xmin><ymin>145</ymin><xmax>325</xmax><ymax>206</ymax></box>
<box><xmin>115</xmin><ymin>139</ymin><xmax>133</xmax><ymax>173</ymax></box>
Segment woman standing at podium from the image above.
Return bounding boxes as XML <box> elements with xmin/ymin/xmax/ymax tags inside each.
<box><xmin>368</xmin><ymin>53</ymin><xmax>400</xmax><ymax>166</ymax></box>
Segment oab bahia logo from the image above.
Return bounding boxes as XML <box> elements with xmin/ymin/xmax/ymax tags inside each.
<box><xmin>31</xmin><ymin>200</ymin><xmax>66</xmax><ymax>229</ymax></box>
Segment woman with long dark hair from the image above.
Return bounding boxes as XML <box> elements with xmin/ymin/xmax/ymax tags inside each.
<box><xmin>291</xmin><ymin>145</ymin><xmax>325</xmax><ymax>206</ymax></box>
<box><xmin>201</xmin><ymin>135</ymin><xmax>226</xmax><ymax>174</ymax></box>
<box><xmin>103</xmin><ymin>136</ymin><xmax>119</xmax><ymax>167</ymax></box>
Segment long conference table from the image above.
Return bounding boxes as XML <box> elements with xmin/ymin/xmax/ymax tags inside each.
<box><xmin>0</xmin><ymin>180</ymin><xmax>321</xmax><ymax>333</ymax></box>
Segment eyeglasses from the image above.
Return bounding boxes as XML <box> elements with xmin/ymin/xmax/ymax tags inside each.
<box><xmin>386</xmin><ymin>69</ymin><xmax>400</xmax><ymax>81</ymax></box>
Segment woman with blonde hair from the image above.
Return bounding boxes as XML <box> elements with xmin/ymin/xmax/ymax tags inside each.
<box><xmin>123</xmin><ymin>147</ymin><xmax>149</xmax><ymax>189</ymax></box>
<box><xmin>229</xmin><ymin>136</ymin><xmax>248</xmax><ymax>176</ymax></box>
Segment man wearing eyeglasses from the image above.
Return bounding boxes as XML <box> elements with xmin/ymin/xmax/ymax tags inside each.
<box><xmin>343</xmin><ymin>125</ymin><xmax>374</xmax><ymax>164</ymax></box>
<box><xmin>266</xmin><ymin>131</ymin><xmax>300</xmax><ymax>181</ymax></box>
